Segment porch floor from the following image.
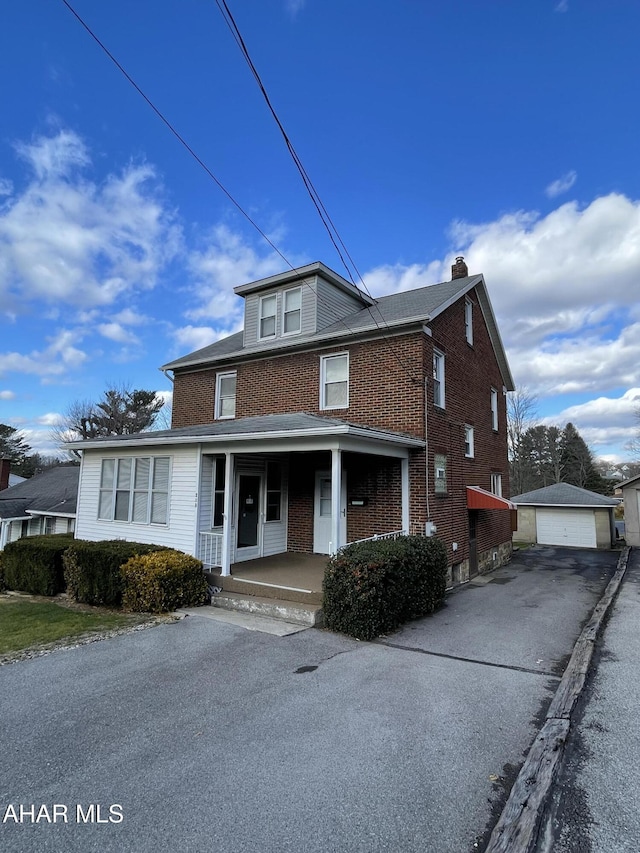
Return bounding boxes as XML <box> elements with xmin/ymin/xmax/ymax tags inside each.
<box><xmin>208</xmin><ymin>552</ymin><xmax>329</xmax><ymax>604</ymax></box>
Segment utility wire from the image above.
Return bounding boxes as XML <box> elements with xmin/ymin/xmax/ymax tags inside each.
<box><xmin>61</xmin><ymin>0</ymin><xmax>421</xmax><ymax>383</ymax></box>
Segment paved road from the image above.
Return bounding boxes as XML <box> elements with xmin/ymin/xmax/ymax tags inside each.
<box><xmin>539</xmin><ymin>547</ymin><xmax>640</xmax><ymax>853</ymax></box>
<box><xmin>0</xmin><ymin>547</ymin><xmax>618</xmax><ymax>853</ymax></box>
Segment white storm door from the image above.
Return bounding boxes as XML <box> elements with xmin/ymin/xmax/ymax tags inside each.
<box><xmin>313</xmin><ymin>470</ymin><xmax>346</xmax><ymax>554</ymax></box>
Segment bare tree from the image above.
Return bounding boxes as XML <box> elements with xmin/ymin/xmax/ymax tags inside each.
<box><xmin>507</xmin><ymin>386</ymin><xmax>539</xmax><ymax>495</ymax></box>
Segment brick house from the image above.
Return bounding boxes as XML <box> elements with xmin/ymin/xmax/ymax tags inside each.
<box><xmin>71</xmin><ymin>257</ymin><xmax>515</xmax><ymax>587</ymax></box>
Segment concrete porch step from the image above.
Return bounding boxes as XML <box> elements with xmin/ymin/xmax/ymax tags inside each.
<box><xmin>207</xmin><ymin>572</ymin><xmax>323</xmax><ymax>606</ymax></box>
<box><xmin>211</xmin><ymin>590</ymin><xmax>324</xmax><ymax>628</ymax></box>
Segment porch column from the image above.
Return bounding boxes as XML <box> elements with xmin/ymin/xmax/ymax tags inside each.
<box><xmin>221</xmin><ymin>452</ymin><xmax>235</xmax><ymax>576</ymax></box>
<box><xmin>331</xmin><ymin>448</ymin><xmax>342</xmax><ymax>554</ymax></box>
<box><xmin>401</xmin><ymin>456</ymin><xmax>410</xmax><ymax>533</ymax></box>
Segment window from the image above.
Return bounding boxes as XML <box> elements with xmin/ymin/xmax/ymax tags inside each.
<box><xmin>491</xmin><ymin>473</ymin><xmax>503</xmax><ymax>497</ymax></box>
<box><xmin>465</xmin><ymin>298</ymin><xmax>473</xmax><ymax>344</ymax></box>
<box><xmin>434</xmin><ymin>454</ymin><xmax>447</xmax><ymax>494</ymax></box>
<box><xmin>464</xmin><ymin>425</ymin><xmax>474</xmax><ymax>458</ymax></box>
<box><xmin>44</xmin><ymin>517</ymin><xmax>56</xmax><ymax>535</ymax></box>
<box><xmin>98</xmin><ymin>457</ymin><xmax>170</xmax><ymax>525</ymax></box>
<box><xmin>321</xmin><ymin>352</ymin><xmax>349</xmax><ymax>409</ymax></box>
<box><xmin>213</xmin><ymin>457</ymin><xmax>226</xmax><ymax>528</ymax></box>
<box><xmin>266</xmin><ymin>460</ymin><xmax>282</xmax><ymax>522</ymax></box>
<box><xmin>491</xmin><ymin>387</ymin><xmax>498</xmax><ymax>430</ymax></box>
<box><xmin>216</xmin><ymin>372</ymin><xmax>237</xmax><ymax>420</ymax></box>
<box><xmin>259</xmin><ymin>294</ymin><xmax>277</xmax><ymax>339</ymax></box>
<box><xmin>433</xmin><ymin>350</ymin><xmax>445</xmax><ymax>408</ymax></box>
<box><xmin>282</xmin><ymin>287</ymin><xmax>301</xmax><ymax>335</ymax></box>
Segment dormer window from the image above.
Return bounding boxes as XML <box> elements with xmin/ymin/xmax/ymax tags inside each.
<box><xmin>259</xmin><ymin>294</ymin><xmax>277</xmax><ymax>339</ymax></box>
<box><xmin>282</xmin><ymin>287</ymin><xmax>302</xmax><ymax>335</ymax></box>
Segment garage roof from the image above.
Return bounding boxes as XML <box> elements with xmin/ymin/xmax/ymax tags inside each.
<box><xmin>510</xmin><ymin>483</ymin><xmax>619</xmax><ymax>507</ymax></box>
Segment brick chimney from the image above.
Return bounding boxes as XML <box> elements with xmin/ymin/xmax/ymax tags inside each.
<box><xmin>451</xmin><ymin>256</ymin><xmax>468</xmax><ymax>280</ymax></box>
<box><xmin>0</xmin><ymin>458</ymin><xmax>10</xmax><ymax>492</ymax></box>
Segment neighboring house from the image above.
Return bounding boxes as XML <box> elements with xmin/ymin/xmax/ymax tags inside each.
<box><xmin>511</xmin><ymin>483</ymin><xmax>619</xmax><ymax>550</ymax></box>
<box><xmin>70</xmin><ymin>257</ymin><xmax>515</xmax><ymax>587</ymax></box>
<box><xmin>0</xmin><ymin>466</ymin><xmax>79</xmax><ymax>551</ymax></box>
<box><xmin>617</xmin><ymin>474</ymin><xmax>640</xmax><ymax>547</ymax></box>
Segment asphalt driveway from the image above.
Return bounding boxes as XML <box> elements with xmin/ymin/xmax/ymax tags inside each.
<box><xmin>0</xmin><ymin>546</ymin><xmax>619</xmax><ymax>853</ymax></box>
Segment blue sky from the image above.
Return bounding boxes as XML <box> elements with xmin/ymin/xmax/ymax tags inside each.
<box><xmin>1</xmin><ymin>0</ymin><xmax>639</xmax><ymax>463</ymax></box>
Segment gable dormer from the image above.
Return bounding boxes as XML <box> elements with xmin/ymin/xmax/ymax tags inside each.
<box><xmin>234</xmin><ymin>262</ymin><xmax>373</xmax><ymax>349</ymax></box>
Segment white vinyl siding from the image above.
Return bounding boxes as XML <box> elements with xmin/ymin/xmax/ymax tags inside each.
<box><xmin>320</xmin><ymin>352</ymin><xmax>349</xmax><ymax>410</ymax></box>
<box><xmin>77</xmin><ymin>447</ymin><xmax>199</xmax><ymax>554</ymax></box>
<box><xmin>491</xmin><ymin>388</ymin><xmax>499</xmax><ymax>431</ymax></box>
<box><xmin>536</xmin><ymin>508</ymin><xmax>597</xmax><ymax>549</ymax></box>
<box><xmin>433</xmin><ymin>350</ymin><xmax>445</xmax><ymax>408</ymax></box>
<box><xmin>315</xmin><ymin>277</ymin><xmax>365</xmax><ymax>331</ymax></box>
<box><xmin>215</xmin><ymin>372</ymin><xmax>237</xmax><ymax>419</ymax></box>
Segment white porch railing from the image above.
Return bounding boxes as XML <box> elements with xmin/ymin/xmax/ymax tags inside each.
<box><xmin>338</xmin><ymin>529</ymin><xmax>408</xmax><ymax>552</ymax></box>
<box><xmin>199</xmin><ymin>531</ymin><xmax>224</xmax><ymax>568</ymax></box>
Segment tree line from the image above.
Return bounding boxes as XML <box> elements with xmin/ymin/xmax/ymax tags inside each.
<box><xmin>507</xmin><ymin>388</ymin><xmax>612</xmax><ymax>496</ymax></box>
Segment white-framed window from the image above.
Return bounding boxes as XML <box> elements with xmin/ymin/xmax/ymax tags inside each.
<box><xmin>320</xmin><ymin>352</ymin><xmax>349</xmax><ymax>410</ymax></box>
<box><xmin>491</xmin><ymin>387</ymin><xmax>498</xmax><ymax>431</ymax></box>
<box><xmin>259</xmin><ymin>293</ymin><xmax>277</xmax><ymax>339</ymax></box>
<box><xmin>465</xmin><ymin>298</ymin><xmax>473</xmax><ymax>345</ymax></box>
<box><xmin>464</xmin><ymin>425</ymin><xmax>474</xmax><ymax>458</ymax></box>
<box><xmin>434</xmin><ymin>453</ymin><xmax>447</xmax><ymax>494</ymax></box>
<box><xmin>266</xmin><ymin>460</ymin><xmax>282</xmax><ymax>522</ymax></box>
<box><xmin>212</xmin><ymin>457</ymin><xmax>226</xmax><ymax>528</ymax></box>
<box><xmin>282</xmin><ymin>287</ymin><xmax>302</xmax><ymax>336</ymax></box>
<box><xmin>98</xmin><ymin>457</ymin><xmax>170</xmax><ymax>525</ymax></box>
<box><xmin>491</xmin><ymin>473</ymin><xmax>503</xmax><ymax>497</ymax></box>
<box><xmin>433</xmin><ymin>350</ymin><xmax>445</xmax><ymax>408</ymax></box>
<box><xmin>215</xmin><ymin>371</ymin><xmax>237</xmax><ymax>420</ymax></box>
<box><xmin>44</xmin><ymin>516</ymin><xmax>56</xmax><ymax>535</ymax></box>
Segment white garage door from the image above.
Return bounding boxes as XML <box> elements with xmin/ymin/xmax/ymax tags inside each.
<box><xmin>536</xmin><ymin>508</ymin><xmax>597</xmax><ymax>548</ymax></box>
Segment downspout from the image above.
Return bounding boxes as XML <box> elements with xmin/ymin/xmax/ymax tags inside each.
<box><xmin>424</xmin><ymin>377</ymin><xmax>431</xmax><ymax>522</ymax></box>
<box><xmin>160</xmin><ymin>368</ymin><xmax>174</xmax><ymax>384</ymax></box>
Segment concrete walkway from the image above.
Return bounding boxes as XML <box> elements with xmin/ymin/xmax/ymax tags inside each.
<box><xmin>539</xmin><ymin>547</ymin><xmax>640</xmax><ymax>852</ymax></box>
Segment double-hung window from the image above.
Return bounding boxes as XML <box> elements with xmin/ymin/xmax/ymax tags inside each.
<box><xmin>259</xmin><ymin>294</ymin><xmax>277</xmax><ymax>339</ymax></box>
<box><xmin>490</xmin><ymin>473</ymin><xmax>503</xmax><ymax>497</ymax></box>
<box><xmin>212</xmin><ymin>457</ymin><xmax>226</xmax><ymax>528</ymax></box>
<box><xmin>491</xmin><ymin>387</ymin><xmax>499</xmax><ymax>431</ymax></box>
<box><xmin>282</xmin><ymin>287</ymin><xmax>301</xmax><ymax>335</ymax></box>
<box><xmin>433</xmin><ymin>350</ymin><xmax>445</xmax><ymax>408</ymax></box>
<box><xmin>465</xmin><ymin>298</ymin><xmax>473</xmax><ymax>344</ymax></box>
<box><xmin>320</xmin><ymin>352</ymin><xmax>349</xmax><ymax>409</ymax></box>
<box><xmin>434</xmin><ymin>454</ymin><xmax>447</xmax><ymax>494</ymax></box>
<box><xmin>464</xmin><ymin>425</ymin><xmax>474</xmax><ymax>458</ymax></box>
<box><xmin>215</xmin><ymin>371</ymin><xmax>237</xmax><ymax>420</ymax></box>
<box><xmin>98</xmin><ymin>457</ymin><xmax>170</xmax><ymax>525</ymax></box>
<box><xmin>266</xmin><ymin>461</ymin><xmax>282</xmax><ymax>522</ymax></box>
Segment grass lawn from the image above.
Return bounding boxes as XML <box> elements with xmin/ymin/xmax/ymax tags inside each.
<box><xmin>0</xmin><ymin>597</ymin><xmax>148</xmax><ymax>655</ymax></box>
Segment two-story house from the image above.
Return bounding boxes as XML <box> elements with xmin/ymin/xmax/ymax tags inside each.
<box><xmin>71</xmin><ymin>257</ymin><xmax>515</xmax><ymax>589</ymax></box>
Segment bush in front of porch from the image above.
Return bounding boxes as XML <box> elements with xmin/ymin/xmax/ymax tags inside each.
<box><xmin>323</xmin><ymin>535</ymin><xmax>448</xmax><ymax>640</ymax></box>
<box><xmin>2</xmin><ymin>534</ymin><xmax>74</xmax><ymax>596</ymax></box>
<box><xmin>121</xmin><ymin>550</ymin><xmax>210</xmax><ymax>613</ymax></box>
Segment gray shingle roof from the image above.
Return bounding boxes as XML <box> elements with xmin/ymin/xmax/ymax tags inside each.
<box><xmin>68</xmin><ymin>412</ymin><xmax>424</xmax><ymax>450</ymax></box>
<box><xmin>161</xmin><ymin>274</ymin><xmax>483</xmax><ymax>372</ymax></box>
<box><xmin>0</xmin><ymin>466</ymin><xmax>79</xmax><ymax>518</ymax></box>
<box><xmin>510</xmin><ymin>483</ymin><xmax>619</xmax><ymax>506</ymax></box>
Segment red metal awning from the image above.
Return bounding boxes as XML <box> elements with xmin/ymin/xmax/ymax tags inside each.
<box><xmin>466</xmin><ymin>486</ymin><xmax>516</xmax><ymax>511</ymax></box>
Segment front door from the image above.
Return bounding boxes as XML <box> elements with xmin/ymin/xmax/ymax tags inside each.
<box><xmin>313</xmin><ymin>470</ymin><xmax>347</xmax><ymax>554</ymax></box>
<box><xmin>237</xmin><ymin>474</ymin><xmax>261</xmax><ymax>559</ymax></box>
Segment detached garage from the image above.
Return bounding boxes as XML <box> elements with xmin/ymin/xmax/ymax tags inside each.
<box><xmin>511</xmin><ymin>483</ymin><xmax>619</xmax><ymax>550</ymax></box>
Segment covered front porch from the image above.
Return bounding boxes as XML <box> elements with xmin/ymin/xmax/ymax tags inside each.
<box><xmin>193</xmin><ymin>414</ymin><xmax>424</xmax><ymax>579</ymax></box>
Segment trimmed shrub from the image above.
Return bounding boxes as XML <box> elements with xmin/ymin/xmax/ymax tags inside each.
<box><xmin>2</xmin><ymin>534</ymin><xmax>74</xmax><ymax>596</ymax></box>
<box><xmin>63</xmin><ymin>540</ymin><xmax>167</xmax><ymax>607</ymax></box>
<box><xmin>121</xmin><ymin>550</ymin><xmax>209</xmax><ymax>613</ymax></box>
<box><xmin>0</xmin><ymin>552</ymin><xmax>5</xmax><ymax>593</ymax></box>
<box><xmin>323</xmin><ymin>535</ymin><xmax>448</xmax><ymax>640</ymax></box>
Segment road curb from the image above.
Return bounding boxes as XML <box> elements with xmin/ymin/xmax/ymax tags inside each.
<box><xmin>484</xmin><ymin>546</ymin><xmax>631</xmax><ymax>853</ymax></box>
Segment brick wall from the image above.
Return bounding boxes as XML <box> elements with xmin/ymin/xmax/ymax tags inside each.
<box><xmin>172</xmin><ymin>286</ymin><xmax>512</xmax><ymax>567</ymax></box>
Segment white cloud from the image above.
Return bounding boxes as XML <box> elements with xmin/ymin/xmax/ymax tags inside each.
<box><xmin>0</xmin><ymin>129</ymin><xmax>181</xmax><ymax>314</ymax></box>
<box><xmin>285</xmin><ymin>0</ymin><xmax>306</xmax><ymax>16</ymax></box>
<box><xmin>35</xmin><ymin>412</ymin><xmax>64</xmax><ymax>426</ymax></box>
<box><xmin>545</xmin><ymin>170</ymin><xmax>577</xmax><ymax>198</ymax></box>
<box><xmin>541</xmin><ymin>389</ymin><xmax>640</xmax><ymax>452</ymax></box>
<box><xmin>0</xmin><ymin>328</ymin><xmax>87</xmax><ymax>380</ymax></box>
<box><xmin>0</xmin><ymin>178</ymin><xmax>13</xmax><ymax>197</ymax></box>
<box><xmin>555</xmin><ymin>0</ymin><xmax>569</xmax><ymax>11</ymax></box>
<box><xmin>171</xmin><ymin>325</ymin><xmax>221</xmax><ymax>354</ymax></box>
<box><xmin>97</xmin><ymin>322</ymin><xmax>140</xmax><ymax>346</ymax></box>
<box><xmin>0</xmin><ymin>389</ymin><xmax>16</xmax><ymax>400</ymax></box>
<box><xmin>111</xmin><ymin>308</ymin><xmax>149</xmax><ymax>326</ymax></box>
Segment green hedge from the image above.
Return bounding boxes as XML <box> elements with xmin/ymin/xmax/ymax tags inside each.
<box><xmin>121</xmin><ymin>550</ymin><xmax>209</xmax><ymax>613</ymax></box>
<box><xmin>63</xmin><ymin>540</ymin><xmax>167</xmax><ymax>607</ymax></box>
<box><xmin>323</xmin><ymin>535</ymin><xmax>448</xmax><ymax>640</ymax></box>
<box><xmin>2</xmin><ymin>534</ymin><xmax>75</xmax><ymax>596</ymax></box>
